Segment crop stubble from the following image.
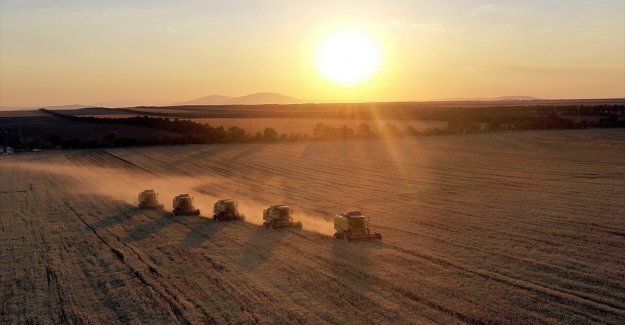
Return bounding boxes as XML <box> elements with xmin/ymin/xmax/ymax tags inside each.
<box><xmin>1</xmin><ymin>129</ymin><xmax>624</xmax><ymax>324</ymax></box>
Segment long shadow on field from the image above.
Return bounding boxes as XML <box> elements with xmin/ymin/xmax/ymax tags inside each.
<box><xmin>171</xmin><ymin>145</ymin><xmax>238</xmax><ymax>165</ymax></box>
<box><xmin>126</xmin><ymin>213</ymin><xmax>168</xmax><ymax>242</ymax></box>
<box><xmin>179</xmin><ymin>217</ymin><xmax>228</xmax><ymax>248</ymax></box>
<box><xmin>230</xmin><ymin>143</ymin><xmax>265</xmax><ymax>161</ymax></box>
<box><xmin>331</xmin><ymin>238</ymin><xmax>381</xmax><ymax>295</ymax></box>
<box><xmin>240</xmin><ymin>226</ymin><xmax>289</xmax><ymax>268</ymax></box>
<box><xmin>301</xmin><ymin>140</ymin><xmax>357</xmax><ymax>160</ymax></box>
<box><xmin>86</xmin><ymin>200</ymin><xmax>140</xmax><ymax>231</ymax></box>
<box><xmin>329</xmin><ymin>239</ymin><xmax>396</xmax><ymax>321</ymax></box>
<box><xmin>126</xmin><ymin>211</ymin><xmax>194</xmax><ymax>242</ymax></box>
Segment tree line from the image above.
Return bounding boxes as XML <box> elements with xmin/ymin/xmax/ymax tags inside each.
<box><xmin>2</xmin><ymin>107</ymin><xmax>621</xmax><ymax>150</ymax></box>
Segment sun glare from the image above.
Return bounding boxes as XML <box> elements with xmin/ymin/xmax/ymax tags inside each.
<box><xmin>316</xmin><ymin>30</ymin><xmax>381</xmax><ymax>86</ymax></box>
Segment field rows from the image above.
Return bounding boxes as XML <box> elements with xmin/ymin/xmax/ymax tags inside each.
<box><xmin>1</xmin><ymin>129</ymin><xmax>624</xmax><ymax>324</ymax></box>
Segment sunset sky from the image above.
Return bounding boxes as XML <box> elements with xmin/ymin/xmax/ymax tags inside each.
<box><xmin>1</xmin><ymin>0</ymin><xmax>624</xmax><ymax>107</ymax></box>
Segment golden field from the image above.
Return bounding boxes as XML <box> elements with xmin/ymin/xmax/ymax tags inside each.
<box><xmin>1</xmin><ymin>129</ymin><xmax>624</xmax><ymax>324</ymax></box>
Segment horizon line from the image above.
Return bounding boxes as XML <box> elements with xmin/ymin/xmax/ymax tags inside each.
<box><xmin>2</xmin><ymin>97</ymin><xmax>625</xmax><ymax>111</ymax></box>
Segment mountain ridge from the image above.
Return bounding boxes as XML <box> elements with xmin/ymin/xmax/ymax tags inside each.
<box><xmin>175</xmin><ymin>92</ymin><xmax>302</xmax><ymax>105</ymax></box>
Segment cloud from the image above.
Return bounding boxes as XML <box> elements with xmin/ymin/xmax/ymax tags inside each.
<box><xmin>462</xmin><ymin>63</ymin><xmax>613</xmax><ymax>75</ymax></box>
<box><xmin>467</xmin><ymin>4</ymin><xmax>499</xmax><ymax>18</ymax></box>
<box><xmin>408</xmin><ymin>22</ymin><xmax>448</xmax><ymax>31</ymax></box>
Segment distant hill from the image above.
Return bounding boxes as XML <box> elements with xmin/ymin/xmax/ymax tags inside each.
<box><xmin>229</xmin><ymin>92</ymin><xmax>301</xmax><ymax>105</ymax></box>
<box><xmin>176</xmin><ymin>95</ymin><xmax>232</xmax><ymax>105</ymax></box>
<box><xmin>494</xmin><ymin>96</ymin><xmax>540</xmax><ymax>101</ymax></box>
<box><xmin>0</xmin><ymin>104</ymin><xmax>92</xmax><ymax>111</ymax></box>
<box><xmin>91</xmin><ymin>100</ymin><xmax>145</xmax><ymax>108</ymax></box>
<box><xmin>43</xmin><ymin>104</ymin><xmax>93</xmax><ymax>110</ymax></box>
<box><xmin>437</xmin><ymin>96</ymin><xmax>540</xmax><ymax>101</ymax></box>
<box><xmin>176</xmin><ymin>92</ymin><xmax>301</xmax><ymax>105</ymax></box>
<box><xmin>0</xmin><ymin>106</ymin><xmax>32</xmax><ymax>111</ymax></box>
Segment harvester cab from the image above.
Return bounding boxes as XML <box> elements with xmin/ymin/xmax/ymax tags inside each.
<box><xmin>333</xmin><ymin>211</ymin><xmax>382</xmax><ymax>241</ymax></box>
<box><xmin>172</xmin><ymin>194</ymin><xmax>200</xmax><ymax>216</ymax></box>
<box><xmin>262</xmin><ymin>205</ymin><xmax>303</xmax><ymax>229</ymax></box>
<box><xmin>138</xmin><ymin>189</ymin><xmax>164</xmax><ymax>209</ymax></box>
<box><xmin>213</xmin><ymin>199</ymin><xmax>245</xmax><ymax>221</ymax></box>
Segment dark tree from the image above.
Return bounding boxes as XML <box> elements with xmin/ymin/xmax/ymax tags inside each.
<box><xmin>381</xmin><ymin>123</ymin><xmax>399</xmax><ymax>137</ymax></box>
<box><xmin>49</xmin><ymin>134</ymin><xmax>63</xmax><ymax>146</ymax></box>
<box><xmin>100</xmin><ymin>130</ymin><xmax>119</xmax><ymax>146</ymax></box>
<box><xmin>404</xmin><ymin>126</ymin><xmax>419</xmax><ymax>136</ymax></box>
<box><xmin>339</xmin><ymin>125</ymin><xmax>354</xmax><ymax>138</ymax></box>
<box><xmin>313</xmin><ymin>123</ymin><xmax>326</xmax><ymax>138</ymax></box>
<box><xmin>356</xmin><ymin>123</ymin><xmax>372</xmax><ymax>137</ymax></box>
<box><xmin>228</xmin><ymin>126</ymin><xmax>247</xmax><ymax>142</ymax></box>
<box><xmin>263</xmin><ymin>128</ymin><xmax>278</xmax><ymax>141</ymax></box>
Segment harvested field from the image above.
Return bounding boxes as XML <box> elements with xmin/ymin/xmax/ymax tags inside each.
<box><xmin>0</xmin><ymin>113</ymin><xmax>180</xmax><ymax>142</ymax></box>
<box><xmin>189</xmin><ymin>118</ymin><xmax>448</xmax><ymax>136</ymax></box>
<box><xmin>71</xmin><ymin>116</ymin><xmax>448</xmax><ymax>136</ymax></box>
<box><xmin>80</xmin><ymin>114</ymin><xmax>142</xmax><ymax>119</ymax></box>
<box><xmin>0</xmin><ymin>110</ymin><xmax>49</xmax><ymax>118</ymax></box>
<box><xmin>1</xmin><ymin>129</ymin><xmax>624</xmax><ymax>324</ymax></box>
<box><xmin>51</xmin><ymin>107</ymin><xmax>448</xmax><ymax>136</ymax></box>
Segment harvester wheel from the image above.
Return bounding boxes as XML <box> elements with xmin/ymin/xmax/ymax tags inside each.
<box><xmin>333</xmin><ymin>232</ymin><xmax>343</xmax><ymax>239</ymax></box>
<box><xmin>263</xmin><ymin>221</ymin><xmax>269</xmax><ymax>227</ymax></box>
<box><xmin>344</xmin><ymin>231</ymin><xmax>351</xmax><ymax>242</ymax></box>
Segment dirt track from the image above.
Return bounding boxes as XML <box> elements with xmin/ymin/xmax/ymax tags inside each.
<box><xmin>1</xmin><ymin>129</ymin><xmax>624</xmax><ymax>324</ymax></box>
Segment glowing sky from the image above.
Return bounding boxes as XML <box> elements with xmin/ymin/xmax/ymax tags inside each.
<box><xmin>1</xmin><ymin>0</ymin><xmax>624</xmax><ymax>107</ymax></box>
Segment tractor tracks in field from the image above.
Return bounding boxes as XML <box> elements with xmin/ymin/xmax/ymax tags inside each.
<box><xmin>63</xmin><ymin>201</ymin><xmax>214</xmax><ymax>325</ymax></box>
<box><xmin>284</xmin><ymin>230</ymin><xmax>611</xmax><ymax>324</ymax></box>
<box><xmin>144</xmin><ymin>214</ymin><xmax>323</xmax><ymax>324</ymax></box>
<box><xmin>133</xmin><ymin>207</ymin><xmax>623</xmax><ymax>324</ymax></box>
<box><xmin>156</xmin><ymin>211</ymin><xmax>501</xmax><ymax>324</ymax></box>
<box><xmin>392</xmin><ymin>200</ymin><xmax>625</xmax><ymax>265</ymax></box>
<box><xmin>275</xmin><ymin>220</ymin><xmax>625</xmax><ymax>323</ymax></box>
<box><xmin>137</xmin><ymin>214</ymin><xmax>338</xmax><ymax>323</ymax></box>
<box><xmin>381</xmin><ymin>241</ymin><xmax>625</xmax><ymax>321</ymax></box>
<box><xmin>36</xmin><ymin>226</ymin><xmax>72</xmax><ymax>324</ymax></box>
<box><xmin>76</xmin><ymin>204</ymin><xmax>266</xmax><ymax>324</ymax></box>
<box><xmin>132</xmin><ymin>211</ymin><xmax>436</xmax><ymax>322</ymax></box>
<box><xmin>280</xmin><ymin>232</ymin><xmax>493</xmax><ymax>325</ymax></box>
<box><xmin>43</xmin><ymin>262</ymin><xmax>70</xmax><ymax>324</ymax></box>
<box><xmin>64</xmin><ymin>150</ymin><xmax>155</xmax><ymax>175</ymax></box>
<box><xmin>102</xmin><ymin>151</ymin><xmax>157</xmax><ymax>175</ymax></box>
<box><xmin>377</xmin><ymin>223</ymin><xmax>625</xmax><ymax>302</ymax></box>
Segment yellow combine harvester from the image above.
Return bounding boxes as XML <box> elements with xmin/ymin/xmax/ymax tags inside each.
<box><xmin>138</xmin><ymin>189</ymin><xmax>164</xmax><ymax>209</ymax></box>
<box><xmin>262</xmin><ymin>205</ymin><xmax>303</xmax><ymax>229</ymax></box>
<box><xmin>333</xmin><ymin>211</ymin><xmax>382</xmax><ymax>241</ymax></box>
<box><xmin>172</xmin><ymin>194</ymin><xmax>200</xmax><ymax>216</ymax></box>
<box><xmin>213</xmin><ymin>199</ymin><xmax>245</xmax><ymax>221</ymax></box>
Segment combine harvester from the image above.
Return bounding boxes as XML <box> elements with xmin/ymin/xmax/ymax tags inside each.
<box><xmin>262</xmin><ymin>205</ymin><xmax>303</xmax><ymax>229</ymax></box>
<box><xmin>333</xmin><ymin>211</ymin><xmax>382</xmax><ymax>241</ymax></box>
<box><xmin>213</xmin><ymin>199</ymin><xmax>245</xmax><ymax>221</ymax></box>
<box><xmin>172</xmin><ymin>194</ymin><xmax>201</xmax><ymax>216</ymax></box>
<box><xmin>138</xmin><ymin>189</ymin><xmax>164</xmax><ymax>209</ymax></box>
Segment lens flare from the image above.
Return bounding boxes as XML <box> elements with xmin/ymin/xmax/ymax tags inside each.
<box><xmin>316</xmin><ymin>29</ymin><xmax>381</xmax><ymax>86</ymax></box>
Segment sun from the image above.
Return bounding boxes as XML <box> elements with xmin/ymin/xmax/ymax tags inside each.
<box><xmin>316</xmin><ymin>29</ymin><xmax>381</xmax><ymax>86</ymax></box>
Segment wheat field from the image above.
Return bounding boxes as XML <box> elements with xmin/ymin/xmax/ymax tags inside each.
<box><xmin>1</xmin><ymin>129</ymin><xmax>624</xmax><ymax>324</ymax></box>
